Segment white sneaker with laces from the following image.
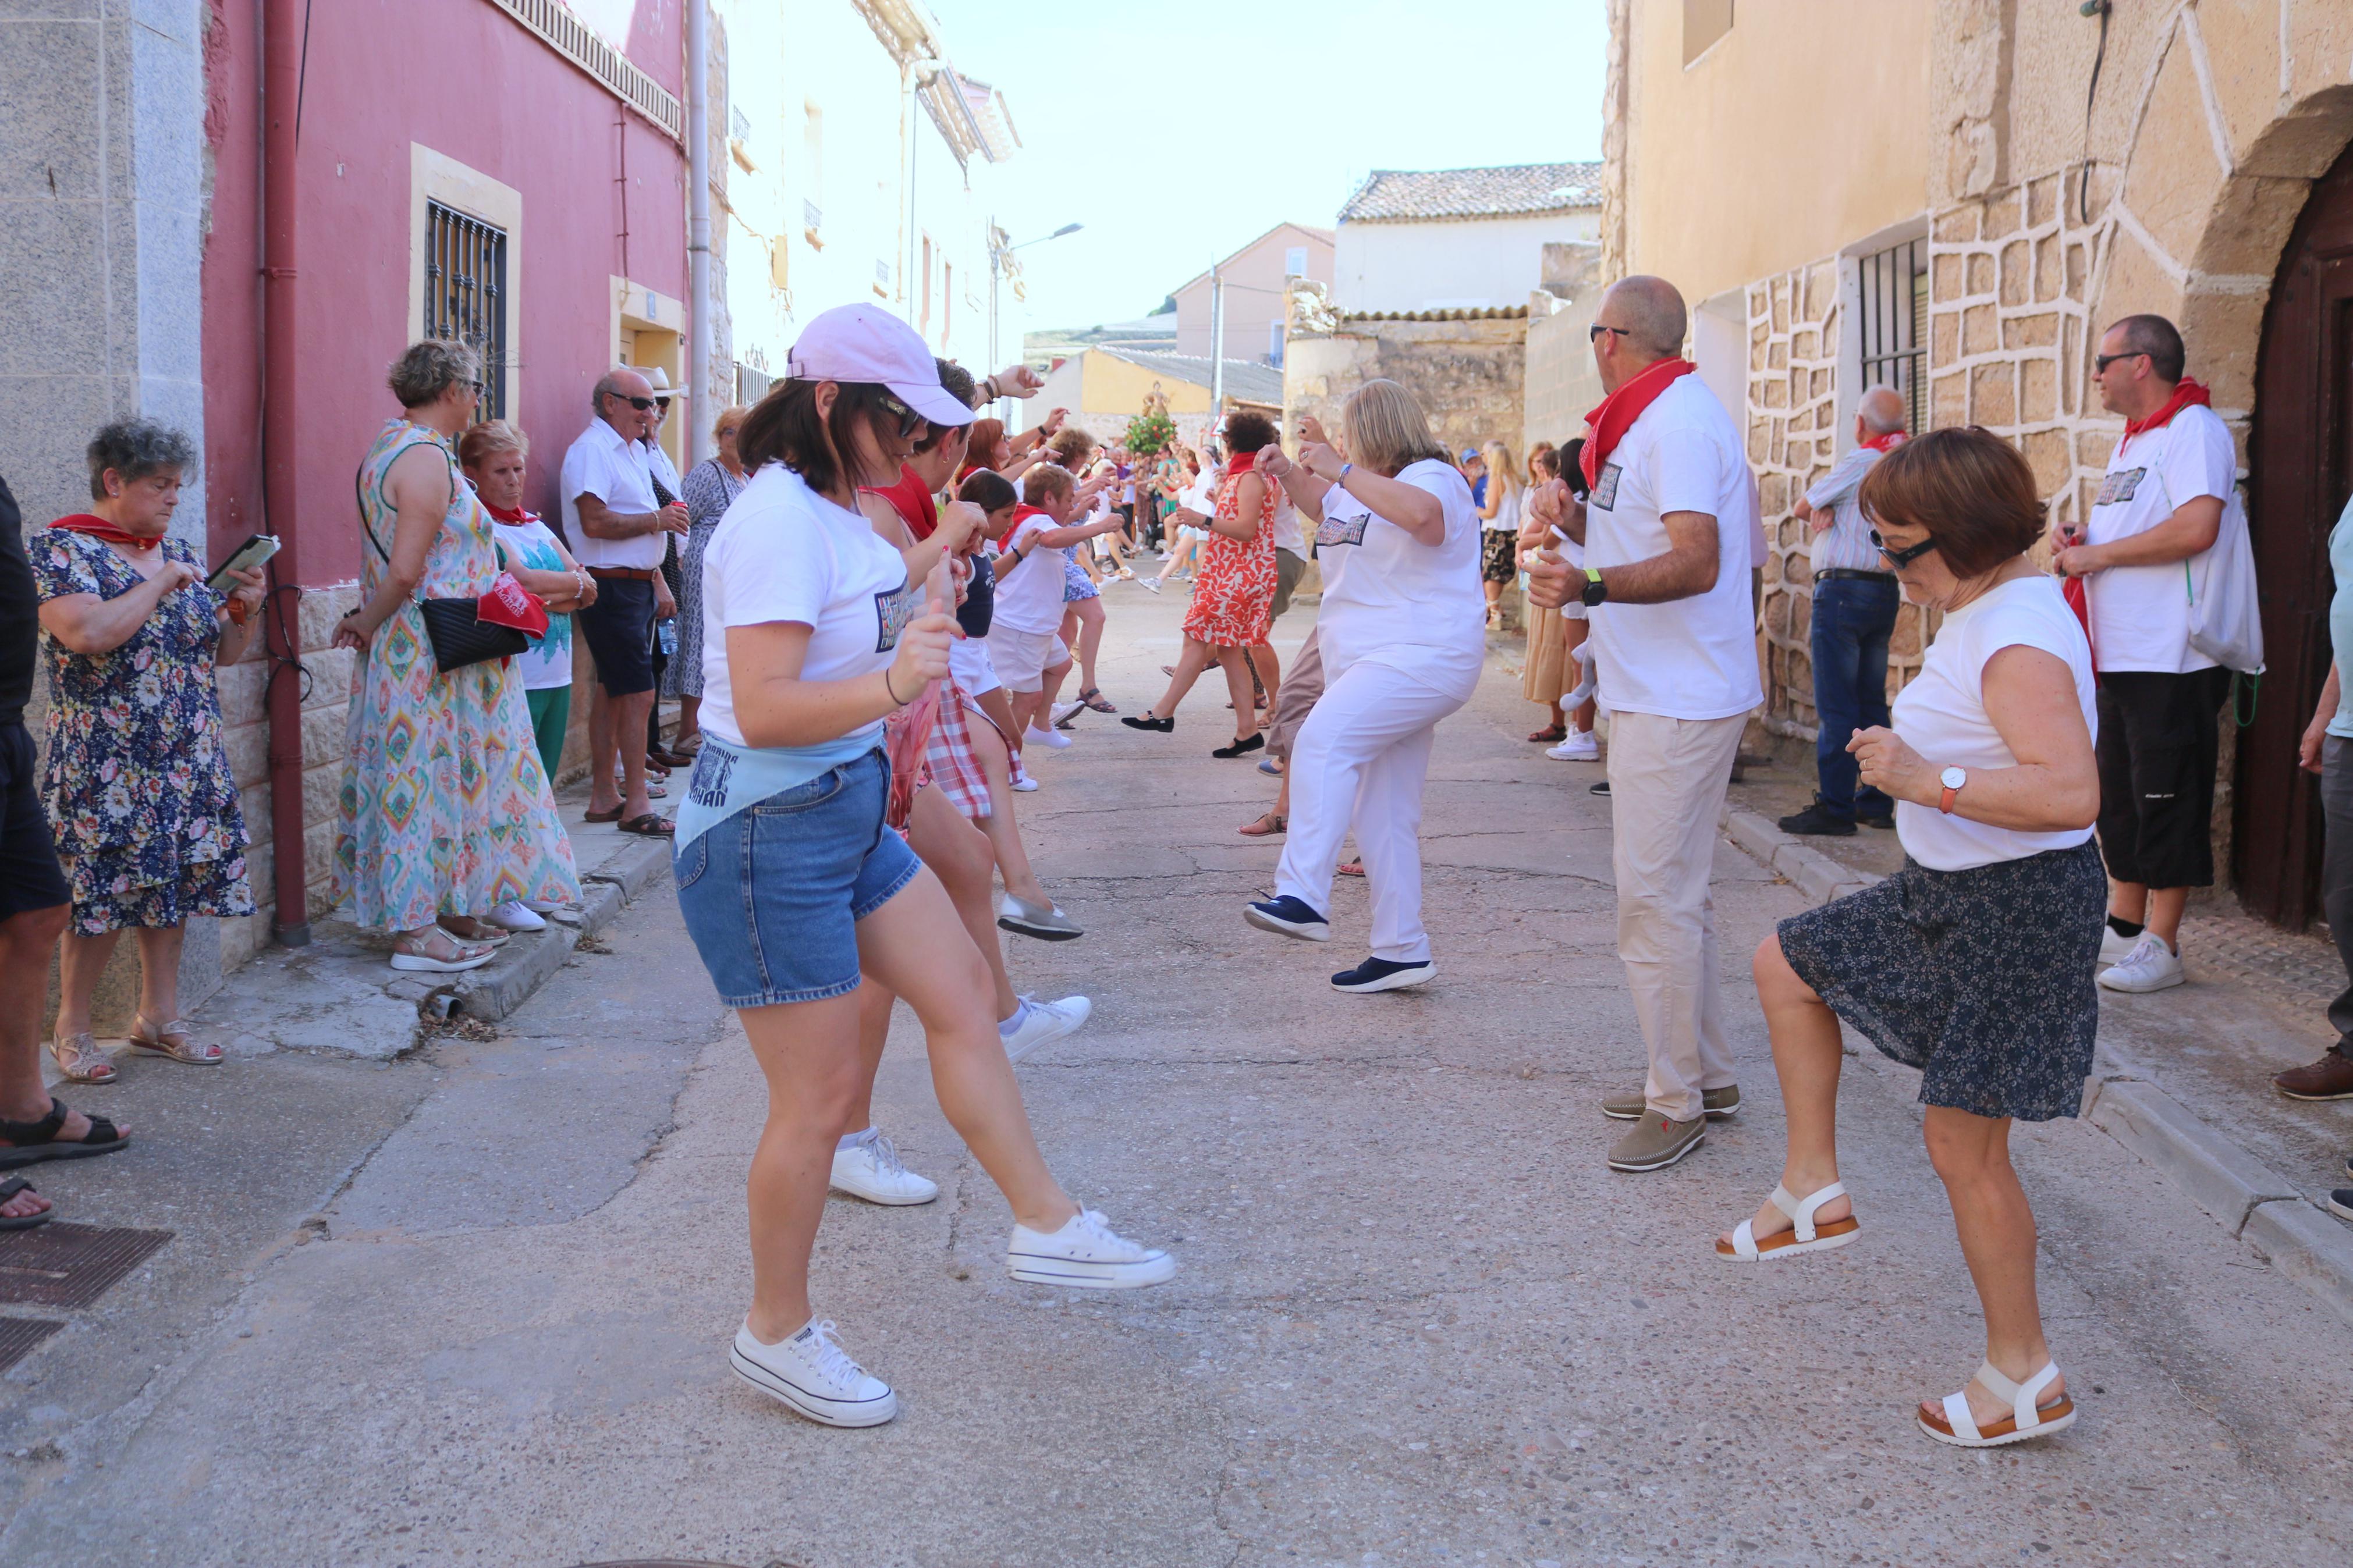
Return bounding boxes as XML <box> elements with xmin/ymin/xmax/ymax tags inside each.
<box><xmin>1139</xmin><ymin>577</ymin><xmax>1163</xmax><ymax>594</ymax></box>
<box><xmin>1025</xmin><ymin>724</ymin><xmax>1073</xmax><ymax>751</ymax></box>
<box><xmin>730</xmin><ymin>1318</ymin><xmax>897</xmax><ymax>1427</ymax></box>
<box><xmin>1546</xmin><ymin>730</ymin><xmax>1600</xmax><ymax>762</ymax></box>
<box><xmin>485</xmin><ymin>899</ymin><xmax>547</xmax><ymax>932</ymax></box>
<box><xmin>2098</xmin><ymin>925</ymin><xmax>2139</xmax><ymax>966</ymax></box>
<box><xmin>2097</xmin><ymin>933</ymin><xmax>2185</xmax><ymax>993</ymax></box>
<box><xmin>1002</xmin><ymin>993</ymin><xmax>1092</xmax><ymax>1061</ymax></box>
<box><xmin>1006</xmin><ymin>1208</ymin><xmax>1177</xmax><ymax>1289</ymax></box>
<box><xmin>1050</xmin><ymin>699</ymin><xmax>1087</xmax><ymax>727</ymax></box>
<box><xmin>829</xmin><ymin>1131</ymin><xmax>939</xmax><ymax>1205</ymax></box>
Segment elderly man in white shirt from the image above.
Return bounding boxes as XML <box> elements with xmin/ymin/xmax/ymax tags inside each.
<box><xmin>1524</xmin><ymin>275</ymin><xmax>1765</xmax><ymax>1175</ymax></box>
<box><xmin>1780</xmin><ymin>385</ymin><xmax>1910</xmax><ymax>838</ymax></box>
<box><xmin>559</xmin><ymin>366</ymin><xmax>689</xmax><ymax>837</ymax></box>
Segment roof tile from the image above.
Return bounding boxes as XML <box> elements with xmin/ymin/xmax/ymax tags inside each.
<box><xmin>1338</xmin><ymin>162</ymin><xmax>1603</xmax><ymax>224</ymax></box>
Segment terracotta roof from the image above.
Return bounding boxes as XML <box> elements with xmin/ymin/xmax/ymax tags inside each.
<box><xmin>1337</xmin><ymin>163</ymin><xmax>1603</xmax><ymax>225</ymax></box>
<box><xmin>1338</xmin><ymin>307</ymin><xmax>1531</xmax><ymax>322</ymax></box>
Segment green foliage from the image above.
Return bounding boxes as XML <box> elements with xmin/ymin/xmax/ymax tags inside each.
<box><xmin>1124</xmin><ymin>408</ymin><xmax>1177</xmax><ymax>457</ymax></box>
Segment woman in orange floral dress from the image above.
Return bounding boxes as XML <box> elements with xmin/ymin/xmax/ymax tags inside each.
<box><xmin>1121</xmin><ymin>412</ymin><xmax>1280</xmax><ymax>758</ymax></box>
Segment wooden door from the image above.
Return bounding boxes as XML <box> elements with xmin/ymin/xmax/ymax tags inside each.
<box><xmin>2240</xmin><ymin>142</ymin><xmax>2353</xmax><ymax>925</ymax></box>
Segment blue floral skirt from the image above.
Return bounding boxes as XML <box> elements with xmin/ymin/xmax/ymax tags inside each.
<box><xmin>1776</xmin><ymin>839</ymin><xmax>2105</xmax><ymax>1122</ymax></box>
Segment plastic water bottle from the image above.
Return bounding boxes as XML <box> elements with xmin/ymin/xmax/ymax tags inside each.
<box><xmin>656</xmin><ymin>618</ymin><xmax>678</xmax><ymax>657</ymax></box>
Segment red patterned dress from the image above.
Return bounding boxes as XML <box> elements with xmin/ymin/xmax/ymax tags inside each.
<box><xmin>1181</xmin><ymin>456</ymin><xmax>1279</xmax><ymax>647</ymax></box>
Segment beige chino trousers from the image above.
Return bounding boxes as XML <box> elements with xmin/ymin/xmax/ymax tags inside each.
<box><xmin>1605</xmin><ymin>709</ymin><xmax>1747</xmax><ymax>1122</ymax></box>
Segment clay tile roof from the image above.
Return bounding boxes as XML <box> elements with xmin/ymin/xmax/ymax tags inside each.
<box><xmin>1337</xmin><ymin>307</ymin><xmax>1532</xmax><ymax>322</ymax></box>
<box><xmin>1337</xmin><ymin>162</ymin><xmax>1604</xmax><ymax>225</ymax></box>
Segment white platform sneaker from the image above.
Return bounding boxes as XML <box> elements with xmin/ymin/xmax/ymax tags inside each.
<box><xmin>730</xmin><ymin>1318</ymin><xmax>897</xmax><ymax>1427</ymax></box>
<box><xmin>1006</xmin><ymin>1208</ymin><xmax>1177</xmax><ymax>1289</ymax></box>
<box><xmin>1002</xmin><ymin>994</ymin><xmax>1092</xmax><ymax>1061</ymax></box>
<box><xmin>829</xmin><ymin>1130</ymin><xmax>939</xmax><ymax>1206</ymax></box>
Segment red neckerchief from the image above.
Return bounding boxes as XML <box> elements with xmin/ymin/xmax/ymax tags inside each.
<box><xmin>864</xmin><ymin>465</ymin><xmax>941</xmax><ymax>541</ymax></box>
<box><xmin>1226</xmin><ymin>450</ymin><xmax>1258</xmax><ymax>475</ymax></box>
<box><xmin>2118</xmin><ymin>378</ymin><xmax>2210</xmax><ymax>456</ymax></box>
<box><xmin>1860</xmin><ymin>432</ymin><xmax>1907</xmax><ymax>453</ymax></box>
<box><xmin>48</xmin><ymin>513</ymin><xmax>158</xmax><ymax>550</ymax></box>
<box><xmin>481</xmin><ymin>500</ymin><xmax>537</xmax><ymax>525</ymax></box>
<box><xmin>1581</xmin><ymin>359</ymin><xmax>1698</xmax><ymax>488</ymax></box>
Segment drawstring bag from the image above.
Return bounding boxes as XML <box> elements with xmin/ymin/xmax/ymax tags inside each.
<box><xmin>2184</xmin><ymin>487</ymin><xmax>2264</xmax><ymax>676</ymax></box>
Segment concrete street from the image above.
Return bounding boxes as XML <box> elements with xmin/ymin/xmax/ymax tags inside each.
<box><xmin>3</xmin><ymin>579</ymin><xmax>2350</xmax><ymax>1567</ymax></box>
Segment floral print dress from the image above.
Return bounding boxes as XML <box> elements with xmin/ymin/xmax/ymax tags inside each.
<box><xmin>1181</xmin><ymin>461</ymin><xmax>1279</xmax><ymax>648</ymax></box>
<box><xmin>33</xmin><ymin>531</ymin><xmax>254</xmax><ymax>935</ymax></box>
<box><xmin>335</xmin><ymin>419</ymin><xmax>580</xmax><ymax>931</ymax></box>
<box><xmin>670</xmin><ymin>457</ymin><xmax>746</xmax><ymax>700</ymax></box>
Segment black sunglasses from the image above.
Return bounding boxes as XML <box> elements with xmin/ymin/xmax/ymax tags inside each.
<box><xmin>2093</xmin><ymin>350</ymin><xmax>2148</xmax><ymax>374</ymax></box>
<box><xmin>1869</xmin><ymin>527</ymin><xmax>1937</xmax><ymax>568</ymax></box>
<box><xmin>608</xmin><ymin>392</ymin><xmax>658</xmax><ymax>412</ymax></box>
<box><xmin>1588</xmin><ymin>324</ymin><xmax>1630</xmax><ymax>343</ymax></box>
<box><xmin>875</xmin><ymin>392</ymin><xmax>927</xmax><ymax>440</ymax></box>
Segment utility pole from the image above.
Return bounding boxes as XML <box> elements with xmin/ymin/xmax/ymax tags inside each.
<box><xmin>1208</xmin><ymin>264</ymin><xmax>1225</xmax><ymax>416</ymax></box>
<box><xmin>686</xmin><ymin>0</ymin><xmax>712</xmax><ymax>465</ymax></box>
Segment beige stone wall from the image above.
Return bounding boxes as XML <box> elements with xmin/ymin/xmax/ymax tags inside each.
<box><xmin>1282</xmin><ymin>316</ymin><xmax>1528</xmax><ymax>465</ymax></box>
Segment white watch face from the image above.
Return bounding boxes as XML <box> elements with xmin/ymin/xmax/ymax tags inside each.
<box><xmin>1940</xmin><ymin>766</ymin><xmax>1967</xmax><ymax>791</ymax></box>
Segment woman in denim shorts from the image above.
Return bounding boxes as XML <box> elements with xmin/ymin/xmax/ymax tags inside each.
<box><xmin>675</xmin><ymin>304</ymin><xmax>1176</xmax><ymax>1430</ymax></box>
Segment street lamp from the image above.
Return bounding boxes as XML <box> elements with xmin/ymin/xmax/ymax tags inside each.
<box><xmin>989</xmin><ymin>221</ymin><xmax>1084</xmax><ymax>419</ymax></box>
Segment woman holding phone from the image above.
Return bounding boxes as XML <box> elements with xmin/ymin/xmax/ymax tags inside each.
<box><xmin>677</xmin><ymin>304</ymin><xmax>1174</xmax><ymax>1428</ymax></box>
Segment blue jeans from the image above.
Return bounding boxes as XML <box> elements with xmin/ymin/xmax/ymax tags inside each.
<box><xmin>1810</xmin><ymin>575</ymin><xmax>1899</xmax><ymax>821</ymax></box>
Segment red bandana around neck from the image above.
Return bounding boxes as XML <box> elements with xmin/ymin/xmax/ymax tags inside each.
<box><xmin>1226</xmin><ymin>449</ymin><xmax>1258</xmax><ymax>475</ymax></box>
<box><xmin>1861</xmin><ymin>431</ymin><xmax>1908</xmax><ymax>453</ymax></box>
<box><xmin>48</xmin><ymin>513</ymin><xmax>158</xmax><ymax>549</ymax></box>
<box><xmin>480</xmin><ymin>500</ymin><xmax>535</xmax><ymax>525</ymax></box>
<box><xmin>1581</xmin><ymin>359</ymin><xmax>1698</xmax><ymax>488</ymax></box>
<box><xmin>2119</xmin><ymin>378</ymin><xmax>2210</xmax><ymax>454</ymax></box>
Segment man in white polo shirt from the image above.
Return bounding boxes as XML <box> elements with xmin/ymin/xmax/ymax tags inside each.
<box><xmin>2054</xmin><ymin>313</ymin><xmax>2240</xmax><ymax>995</ymax></box>
<box><xmin>1525</xmin><ymin>275</ymin><xmax>1764</xmax><ymax>1174</ymax></box>
<box><xmin>560</xmin><ymin>366</ymin><xmax>690</xmax><ymax>837</ymax></box>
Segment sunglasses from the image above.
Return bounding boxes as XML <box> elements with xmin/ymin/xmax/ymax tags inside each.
<box><xmin>1869</xmin><ymin>528</ymin><xmax>1937</xmax><ymax>569</ymax></box>
<box><xmin>2093</xmin><ymin>350</ymin><xmax>2148</xmax><ymax>374</ymax></box>
<box><xmin>609</xmin><ymin>393</ymin><xmax>658</xmax><ymax>412</ymax></box>
<box><xmin>1588</xmin><ymin>324</ymin><xmax>1630</xmax><ymax>343</ymax></box>
<box><xmin>875</xmin><ymin>392</ymin><xmax>927</xmax><ymax>440</ymax></box>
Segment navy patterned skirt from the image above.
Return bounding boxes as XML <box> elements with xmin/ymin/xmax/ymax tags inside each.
<box><xmin>1776</xmin><ymin>838</ymin><xmax>2106</xmax><ymax>1122</ymax></box>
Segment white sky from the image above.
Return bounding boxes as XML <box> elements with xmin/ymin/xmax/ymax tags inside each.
<box><xmin>926</xmin><ymin>0</ymin><xmax>1610</xmax><ymax>333</ymax></box>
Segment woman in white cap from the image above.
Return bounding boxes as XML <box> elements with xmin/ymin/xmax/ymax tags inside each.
<box><xmin>1244</xmin><ymin>380</ymin><xmax>1484</xmax><ymax>992</ymax></box>
<box><xmin>676</xmin><ymin>303</ymin><xmax>1175</xmax><ymax>1428</ymax></box>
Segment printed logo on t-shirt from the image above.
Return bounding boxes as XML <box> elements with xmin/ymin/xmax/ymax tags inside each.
<box><xmin>1590</xmin><ymin>463</ymin><xmax>1623</xmax><ymax>511</ymax></box>
<box><xmin>1315</xmin><ymin>505</ymin><xmax>1371</xmax><ymax>549</ymax></box>
<box><xmin>2093</xmin><ymin>468</ymin><xmax>2146</xmax><ymax>507</ymax></box>
<box><xmin>874</xmin><ymin>576</ymin><xmax>922</xmax><ymax>653</ymax></box>
<box><xmin>688</xmin><ymin>745</ymin><xmax>733</xmax><ymax>808</ymax></box>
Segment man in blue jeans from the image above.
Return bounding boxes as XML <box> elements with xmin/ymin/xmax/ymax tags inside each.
<box><xmin>1780</xmin><ymin>385</ymin><xmax>1909</xmax><ymax>837</ymax></box>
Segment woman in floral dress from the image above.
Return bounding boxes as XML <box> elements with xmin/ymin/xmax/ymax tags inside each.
<box><xmin>333</xmin><ymin>341</ymin><xmax>579</xmax><ymax>974</ymax></box>
<box><xmin>1120</xmin><ymin>411</ymin><xmax>1279</xmax><ymax>757</ymax></box>
<box><xmin>35</xmin><ymin>419</ymin><xmax>265</xmax><ymax>1081</ymax></box>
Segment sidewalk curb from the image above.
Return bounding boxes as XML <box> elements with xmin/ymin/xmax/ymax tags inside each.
<box><xmin>444</xmin><ymin>837</ymin><xmax>673</xmax><ymax>1022</ymax></box>
<box><xmin>1721</xmin><ymin>802</ymin><xmax>2353</xmax><ymax>1329</ymax></box>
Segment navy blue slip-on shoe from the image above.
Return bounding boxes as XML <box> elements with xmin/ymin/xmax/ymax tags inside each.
<box><xmin>1331</xmin><ymin>956</ymin><xmax>1435</xmax><ymax>993</ymax></box>
<box><xmin>1244</xmin><ymin>895</ymin><xmax>1330</xmax><ymax>942</ymax></box>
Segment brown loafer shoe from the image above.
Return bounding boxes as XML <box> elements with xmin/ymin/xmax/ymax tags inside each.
<box><xmin>1607</xmin><ymin>1112</ymin><xmax>1707</xmax><ymax>1172</ymax></box>
<box><xmin>1601</xmin><ymin>1084</ymin><xmax>1741</xmax><ymax>1121</ymax></box>
<box><xmin>2274</xmin><ymin>1048</ymin><xmax>2353</xmax><ymax>1101</ymax></box>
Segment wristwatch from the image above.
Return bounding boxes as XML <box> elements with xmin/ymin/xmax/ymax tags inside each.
<box><xmin>1938</xmin><ymin>765</ymin><xmax>1967</xmax><ymax>815</ymax></box>
<box><xmin>1581</xmin><ymin>566</ymin><xmax>1609</xmax><ymax>608</ymax></box>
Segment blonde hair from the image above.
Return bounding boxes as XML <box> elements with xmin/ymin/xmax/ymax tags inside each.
<box><xmin>1340</xmin><ymin>380</ymin><xmax>1448</xmax><ymax>477</ymax></box>
<box><xmin>456</xmin><ymin>418</ymin><xmax>529</xmax><ymax>472</ymax></box>
<box><xmin>1481</xmin><ymin>439</ymin><xmax>1520</xmax><ymax>499</ymax></box>
<box><xmin>712</xmin><ymin>403</ymin><xmax>751</xmax><ymax>437</ymax></box>
<box><xmin>1022</xmin><ymin>463</ymin><xmax>1075</xmax><ymax>505</ymax></box>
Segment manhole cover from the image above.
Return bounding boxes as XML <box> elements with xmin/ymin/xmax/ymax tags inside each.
<box><xmin>0</xmin><ymin>1224</ymin><xmax>172</xmax><ymax>1309</ymax></box>
<box><xmin>0</xmin><ymin>1317</ymin><xmax>65</xmax><ymax>1372</ymax></box>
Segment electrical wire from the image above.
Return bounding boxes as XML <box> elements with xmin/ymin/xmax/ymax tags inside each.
<box><xmin>2079</xmin><ymin>0</ymin><xmax>2111</xmax><ymax>225</ymax></box>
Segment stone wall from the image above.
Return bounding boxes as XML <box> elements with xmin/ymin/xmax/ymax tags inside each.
<box><xmin>1282</xmin><ymin>314</ymin><xmax>1529</xmax><ymax>470</ymax></box>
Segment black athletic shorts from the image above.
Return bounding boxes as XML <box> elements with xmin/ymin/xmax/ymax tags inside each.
<box><xmin>2094</xmin><ymin>666</ymin><xmax>2234</xmax><ymax>890</ymax></box>
<box><xmin>0</xmin><ymin>721</ymin><xmax>69</xmax><ymax>922</ymax></box>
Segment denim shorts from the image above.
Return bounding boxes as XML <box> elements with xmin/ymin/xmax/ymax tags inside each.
<box><xmin>671</xmin><ymin>748</ymin><xmax>922</xmax><ymax>1007</ymax></box>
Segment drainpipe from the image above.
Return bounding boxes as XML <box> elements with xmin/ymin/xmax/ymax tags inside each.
<box><xmin>686</xmin><ymin>0</ymin><xmax>712</xmax><ymax>465</ymax></box>
<box><xmin>262</xmin><ymin>0</ymin><xmax>307</xmax><ymax>947</ymax></box>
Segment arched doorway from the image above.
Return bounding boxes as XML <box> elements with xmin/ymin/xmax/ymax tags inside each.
<box><xmin>2240</xmin><ymin>141</ymin><xmax>2353</xmax><ymax>927</ymax></box>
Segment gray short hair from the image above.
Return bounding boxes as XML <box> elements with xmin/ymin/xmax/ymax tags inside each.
<box><xmin>388</xmin><ymin>338</ymin><xmax>482</xmax><ymax>410</ymax></box>
<box><xmin>592</xmin><ymin>369</ymin><xmax>628</xmax><ymax>418</ymax></box>
<box><xmin>86</xmin><ymin>418</ymin><xmax>197</xmax><ymax>500</ymax></box>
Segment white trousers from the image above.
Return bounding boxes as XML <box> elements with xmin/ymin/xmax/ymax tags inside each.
<box><xmin>1275</xmin><ymin>659</ymin><xmax>1467</xmax><ymax>962</ymax></box>
<box><xmin>1606</xmin><ymin>709</ymin><xmax>1747</xmax><ymax>1122</ymax></box>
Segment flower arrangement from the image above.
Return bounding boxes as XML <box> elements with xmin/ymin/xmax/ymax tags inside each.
<box><xmin>1124</xmin><ymin>408</ymin><xmax>1177</xmax><ymax>458</ymax></box>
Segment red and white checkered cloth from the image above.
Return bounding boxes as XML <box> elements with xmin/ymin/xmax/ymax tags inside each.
<box><xmin>882</xmin><ymin>673</ymin><xmax>997</xmax><ymax>830</ymax></box>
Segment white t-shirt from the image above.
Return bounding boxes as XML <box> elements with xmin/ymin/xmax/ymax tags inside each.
<box><xmin>1582</xmin><ymin>375</ymin><xmax>1766</xmax><ymax>721</ymax></box>
<box><xmin>2082</xmin><ymin>401</ymin><xmax>2235</xmax><ymax>674</ymax></box>
<box><xmin>1269</xmin><ymin>486</ymin><xmax>1305</xmax><ymax>557</ymax></box>
<box><xmin>1483</xmin><ymin>485</ymin><xmax>1523</xmax><ymax>533</ymax></box>
<box><xmin>488</xmin><ymin>511</ymin><xmax>577</xmax><ymax>692</ymax></box>
<box><xmin>991</xmin><ymin>511</ymin><xmax>1068</xmax><ymax>635</ymax></box>
<box><xmin>559</xmin><ymin>417</ymin><xmax>665</xmax><ymax>570</ymax></box>
<box><xmin>698</xmin><ymin>463</ymin><xmax>922</xmax><ymax>755</ymax></box>
<box><xmin>1890</xmin><ymin>574</ymin><xmax>2096</xmax><ymax>872</ymax></box>
<box><xmin>1312</xmin><ymin>458</ymin><xmax>1485</xmax><ymax>701</ymax></box>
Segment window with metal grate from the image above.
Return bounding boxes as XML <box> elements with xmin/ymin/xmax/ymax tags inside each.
<box><xmin>424</xmin><ymin>200</ymin><xmax>509</xmax><ymax>421</ymax></box>
<box><xmin>1857</xmin><ymin>238</ymin><xmax>1927</xmax><ymax>435</ymax></box>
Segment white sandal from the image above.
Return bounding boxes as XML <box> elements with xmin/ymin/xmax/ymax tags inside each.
<box><xmin>1918</xmin><ymin>1360</ymin><xmax>2076</xmax><ymax>1448</ymax></box>
<box><xmin>1716</xmin><ymin>1181</ymin><xmax>1860</xmax><ymax>1262</ymax></box>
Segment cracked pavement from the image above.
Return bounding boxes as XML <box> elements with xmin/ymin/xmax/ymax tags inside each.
<box><xmin>2</xmin><ymin>584</ymin><xmax>2348</xmax><ymax>1566</ymax></box>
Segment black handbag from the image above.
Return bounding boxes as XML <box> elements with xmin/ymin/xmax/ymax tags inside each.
<box><xmin>354</xmin><ymin>461</ymin><xmax>530</xmax><ymax>674</ymax></box>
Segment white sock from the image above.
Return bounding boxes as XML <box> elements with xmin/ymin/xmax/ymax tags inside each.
<box><xmin>836</xmin><ymin>1127</ymin><xmax>875</xmax><ymax>1153</ymax></box>
<box><xmin>998</xmin><ymin>1000</ymin><xmax>1030</xmax><ymax>1038</ymax></box>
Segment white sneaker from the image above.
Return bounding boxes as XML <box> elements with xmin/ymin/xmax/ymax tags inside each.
<box><xmin>1006</xmin><ymin>1208</ymin><xmax>1177</xmax><ymax>1289</ymax></box>
<box><xmin>2098</xmin><ymin>934</ymin><xmax>2185</xmax><ymax>993</ymax></box>
<box><xmin>485</xmin><ymin>899</ymin><xmax>547</xmax><ymax>932</ymax></box>
<box><xmin>730</xmin><ymin>1318</ymin><xmax>897</xmax><ymax>1427</ymax></box>
<box><xmin>2098</xmin><ymin>925</ymin><xmax>2139</xmax><ymax>966</ymax></box>
<box><xmin>1050</xmin><ymin>700</ymin><xmax>1087</xmax><ymax>727</ymax></box>
<box><xmin>1139</xmin><ymin>577</ymin><xmax>1162</xmax><ymax>594</ymax></box>
<box><xmin>1010</xmin><ymin>768</ymin><xmax>1041</xmax><ymax>792</ymax></box>
<box><xmin>1546</xmin><ymin>729</ymin><xmax>1599</xmax><ymax>762</ymax></box>
<box><xmin>1002</xmin><ymin>993</ymin><xmax>1092</xmax><ymax>1061</ymax></box>
<box><xmin>829</xmin><ymin>1130</ymin><xmax>939</xmax><ymax>1205</ymax></box>
<box><xmin>1025</xmin><ymin>724</ymin><xmax>1073</xmax><ymax>751</ymax></box>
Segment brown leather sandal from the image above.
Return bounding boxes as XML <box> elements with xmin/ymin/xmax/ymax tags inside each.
<box><xmin>128</xmin><ymin>1014</ymin><xmax>224</xmax><ymax>1066</ymax></box>
<box><xmin>1238</xmin><ymin>812</ymin><xmax>1286</xmax><ymax>838</ymax></box>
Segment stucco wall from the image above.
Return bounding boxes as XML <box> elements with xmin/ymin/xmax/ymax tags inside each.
<box><xmin>1174</xmin><ymin>225</ymin><xmax>1335</xmax><ymax>363</ymax></box>
<box><xmin>1334</xmin><ymin>211</ymin><xmax>1601</xmax><ymax>315</ymax></box>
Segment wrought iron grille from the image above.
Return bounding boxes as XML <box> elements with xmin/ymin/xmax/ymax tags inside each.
<box><xmin>1856</xmin><ymin>238</ymin><xmax>1927</xmax><ymax>435</ymax></box>
<box><xmin>423</xmin><ymin>200</ymin><xmax>508</xmax><ymax>420</ymax></box>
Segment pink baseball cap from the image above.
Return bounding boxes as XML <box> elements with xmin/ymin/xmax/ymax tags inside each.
<box><xmin>785</xmin><ymin>304</ymin><xmax>974</xmax><ymax>429</ymax></box>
